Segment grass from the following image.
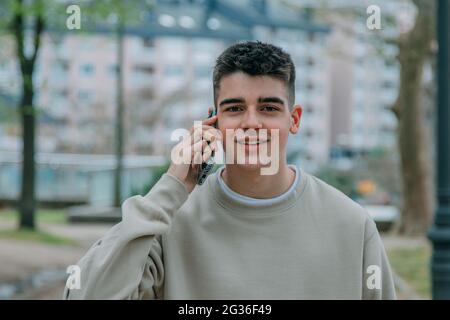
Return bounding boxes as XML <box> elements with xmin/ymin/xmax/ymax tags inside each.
<box><xmin>0</xmin><ymin>228</ymin><xmax>76</xmax><ymax>245</ymax></box>
<box><xmin>0</xmin><ymin>208</ymin><xmax>66</xmax><ymax>224</ymax></box>
<box><xmin>386</xmin><ymin>245</ymin><xmax>431</xmax><ymax>299</ymax></box>
<box><xmin>0</xmin><ymin>208</ymin><xmax>75</xmax><ymax>245</ymax></box>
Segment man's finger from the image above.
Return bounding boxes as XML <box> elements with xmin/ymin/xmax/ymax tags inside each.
<box><xmin>193</xmin><ymin>151</ymin><xmax>203</xmax><ymax>165</ymax></box>
<box><xmin>203</xmin><ymin>129</ymin><xmax>218</xmax><ymax>142</ymax></box>
<box><xmin>190</xmin><ymin>125</ymin><xmax>222</xmax><ymax>143</ymax></box>
<box><xmin>202</xmin><ymin>114</ymin><xmax>218</xmax><ymax>125</ymax></box>
<box><xmin>202</xmin><ymin>145</ymin><xmax>213</xmax><ymax>162</ymax></box>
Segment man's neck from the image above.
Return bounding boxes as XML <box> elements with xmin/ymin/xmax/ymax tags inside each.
<box><xmin>221</xmin><ymin>163</ymin><xmax>295</xmax><ymax>199</ymax></box>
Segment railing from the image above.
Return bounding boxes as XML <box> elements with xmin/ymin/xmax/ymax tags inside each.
<box><xmin>0</xmin><ymin>151</ymin><xmax>167</xmax><ymax>206</ymax></box>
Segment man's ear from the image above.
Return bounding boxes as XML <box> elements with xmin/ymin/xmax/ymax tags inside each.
<box><xmin>289</xmin><ymin>105</ymin><xmax>302</xmax><ymax>134</ymax></box>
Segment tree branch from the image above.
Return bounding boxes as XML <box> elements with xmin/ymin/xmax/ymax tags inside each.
<box><xmin>30</xmin><ymin>2</ymin><xmax>44</xmax><ymax>66</ymax></box>
<box><xmin>390</xmin><ymin>100</ymin><xmax>401</xmax><ymax>120</ymax></box>
<box><xmin>12</xmin><ymin>0</ymin><xmax>25</xmax><ymax>66</ymax></box>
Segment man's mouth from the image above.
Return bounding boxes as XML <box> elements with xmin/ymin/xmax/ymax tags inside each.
<box><xmin>236</xmin><ymin>138</ymin><xmax>269</xmax><ymax>145</ymax></box>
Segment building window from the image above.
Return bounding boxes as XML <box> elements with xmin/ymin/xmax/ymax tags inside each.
<box><xmin>108</xmin><ymin>64</ymin><xmax>118</xmax><ymax>76</ymax></box>
<box><xmin>164</xmin><ymin>65</ymin><xmax>184</xmax><ymax>77</ymax></box>
<box><xmin>53</xmin><ymin>61</ymin><xmax>69</xmax><ymax>76</ymax></box>
<box><xmin>142</xmin><ymin>37</ymin><xmax>155</xmax><ymax>48</ymax></box>
<box><xmin>194</xmin><ymin>66</ymin><xmax>211</xmax><ymax>78</ymax></box>
<box><xmin>306</xmin><ymin>57</ymin><xmax>315</xmax><ymax>67</ymax></box>
<box><xmin>134</xmin><ymin>65</ymin><xmax>155</xmax><ymax>74</ymax></box>
<box><xmin>385</xmin><ymin>58</ymin><xmax>397</xmax><ymax>67</ymax></box>
<box><xmin>78</xmin><ymin>90</ymin><xmax>94</xmax><ymax>102</ymax></box>
<box><xmin>382</xmin><ymin>80</ymin><xmax>395</xmax><ymax>89</ymax></box>
<box><xmin>52</xmin><ymin>89</ymin><xmax>68</xmax><ymax>100</ymax></box>
<box><xmin>80</xmin><ymin>63</ymin><xmax>95</xmax><ymax>77</ymax></box>
<box><xmin>305</xmin><ymin>106</ymin><xmax>314</xmax><ymax>114</ymax></box>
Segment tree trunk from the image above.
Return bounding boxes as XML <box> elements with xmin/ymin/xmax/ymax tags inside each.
<box><xmin>393</xmin><ymin>0</ymin><xmax>434</xmax><ymax>235</ymax></box>
<box><xmin>12</xmin><ymin>0</ymin><xmax>44</xmax><ymax>230</ymax></box>
<box><xmin>113</xmin><ymin>13</ymin><xmax>125</xmax><ymax>207</ymax></box>
<box><xmin>19</xmin><ymin>69</ymin><xmax>36</xmax><ymax>229</ymax></box>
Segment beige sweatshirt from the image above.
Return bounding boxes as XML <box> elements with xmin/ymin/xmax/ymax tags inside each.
<box><xmin>64</xmin><ymin>167</ymin><xmax>396</xmax><ymax>300</ymax></box>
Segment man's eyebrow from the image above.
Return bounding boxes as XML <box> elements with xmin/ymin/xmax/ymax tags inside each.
<box><xmin>219</xmin><ymin>97</ymin><xmax>245</xmax><ymax>107</ymax></box>
<box><xmin>258</xmin><ymin>96</ymin><xmax>285</xmax><ymax>105</ymax></box>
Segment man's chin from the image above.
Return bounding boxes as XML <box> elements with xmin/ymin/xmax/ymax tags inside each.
<box><xmin>230</xmin><ymin>162</ymin><xmax>268</xmax><ymax>172</ymax></box>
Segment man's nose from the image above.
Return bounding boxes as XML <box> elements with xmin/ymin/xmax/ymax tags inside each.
<box><xmin>240</xmin><ymin>109</ymin><xmax>262</xmax><ymax>129</ymax></box>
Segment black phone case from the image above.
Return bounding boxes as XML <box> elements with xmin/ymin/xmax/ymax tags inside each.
<box><xmin>196</xmin><ymin>109</ymin><xmax>217</xmax><ymax>185</ymax></box>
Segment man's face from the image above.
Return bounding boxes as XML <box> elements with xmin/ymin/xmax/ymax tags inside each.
<box><xmin>215</xmin><ymin>71</ymin><xmax>302</xmax><ymax>173</ymax></box>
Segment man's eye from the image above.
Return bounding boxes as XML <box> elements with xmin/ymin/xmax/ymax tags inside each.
<box><xmin>226</xmin><ymin>106</ymin><xmax>243</xmax><ymax>112</ymax></box>
<box><xmin>261</xmin><ymin>105</ymin><xmax>278</xmax><ymax>112</ymax></box>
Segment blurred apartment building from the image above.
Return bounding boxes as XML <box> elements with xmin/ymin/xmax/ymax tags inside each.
<box><xmin>0</xmin><ymin>0</ymin><xmax>413</xmax><ymax>173</ymax></box>
<box><xmin>0</xmin><ymin>0</ymin><xmax>333</xmax><ymax>172</ymax></box>
<box><xmin>328</xmin><ymin>17</ymin><xmax>400</xmax><ymax>164</ymax></box>
<box><xmin>322</xmin><ymin>0</ymin><xmax>416</xmax><ymax>167</ymax></box>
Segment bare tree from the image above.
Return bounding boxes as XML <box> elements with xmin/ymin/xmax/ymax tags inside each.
<box><xmin>113</xmin><ymin>1</ymin><xmax>125</xmax><ymax>207</ymax></box>
<box><xmin>11</xmin><ymin>0</ymin><xmax>44</xmax><ymax>229</ymax></box>
<box><xmin>391</xmin><ymin>0</ymin><xmax>435</xmax><ymax>235</ymax></box>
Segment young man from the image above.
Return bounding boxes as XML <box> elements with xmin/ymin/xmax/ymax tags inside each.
<box><xmin>64</xmin><ymin>41</ymin><xmax>396</xmax><ymax>300</ymax></box>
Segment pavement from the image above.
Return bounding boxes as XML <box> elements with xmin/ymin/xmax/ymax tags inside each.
<box><xmin>0</xmin><ymin>220</ymin><xmax>113</xmax><ymax>299</ymax></box>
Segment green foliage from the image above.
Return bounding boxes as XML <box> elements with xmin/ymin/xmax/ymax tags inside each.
<box><xmin>51</xmin><ymin>0</ymin><xmax>156</xmax><ymax>39</ymax></box>
<box><xmin>0</xmin><ymin>228</ymin><xmax>75</xmax><ymax>245</ymax></box>
<box><xmin>316</xmin><ymin>166</ymin><xmax>358</xmax><ymax>198</ymax></box>
<box><xmin>317</xmin><ymin>147</ymin><xmax>401</xmax><ymax>204</ymax></box>
<box><xmin>0</xmin><ymin>0</ymin><xmax>65</xmax><ymax>34</ymax></box>
<box><xmin>129</xmin><ymin>162</ymin><xmax>171</xmax><ymax>197</ymax></box>
<box><xmin>82</xmin><ymin>0</ymin><xmax>155</xmax><ymax>24</ymax></box>
<box><xmin>0</xmin><ymin>0</ymin><xmax>155</xmax><ymax>35</ymax></box>
<box><xmin>0</xmin><ymin>208</ymin><xmax>66</xmax><ymax>224</ymax></box>
<box><xmin>0</xmin><ymin>1</ymin><xmax>12</xmax><ymax>34</ymax></box>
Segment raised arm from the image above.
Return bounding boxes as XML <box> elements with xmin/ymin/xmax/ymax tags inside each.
<box><xmin>63</xmin><ymin>173</ymin><xmax>188</xmax><ymax>299</ymax></box>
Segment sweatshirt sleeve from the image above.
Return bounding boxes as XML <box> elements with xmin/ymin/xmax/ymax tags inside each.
<box><xmin>63</xmin><ymin>173</ymin><xmax>189</xmax><ymax>300</ymax></box>
<box><xmin>362</xmin><ymin>216</ymin><xmax>397</xmax><ymax>300</ymax></box>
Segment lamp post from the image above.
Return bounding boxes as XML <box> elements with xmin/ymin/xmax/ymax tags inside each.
<box><xmin>428</xmin><ymin>0</ymin><xmax>450</xmax><ymax>300</ymax></box>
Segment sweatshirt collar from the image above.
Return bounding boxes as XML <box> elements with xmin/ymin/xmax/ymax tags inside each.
<box><xmin>208</xmin><ymin>164</ymin><xmax>308</xmax><ymax>218</ymax></box>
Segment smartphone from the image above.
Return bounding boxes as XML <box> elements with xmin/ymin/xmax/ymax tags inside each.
<box><xmin>196</xmin><ymin>108</ymin><xmax>217</xmax><ymax>185</ymax></box>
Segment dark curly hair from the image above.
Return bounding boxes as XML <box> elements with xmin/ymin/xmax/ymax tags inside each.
<box><xmin>213</xmin><ymin>41</ymin><xmax>296</xmax><ymax>109</ymax></box>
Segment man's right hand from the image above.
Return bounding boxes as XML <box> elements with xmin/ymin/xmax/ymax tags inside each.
<box><xmin>167</xmin><ymin>108</ymin><xmax>222</xmax><ymax>193</ymax></box>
